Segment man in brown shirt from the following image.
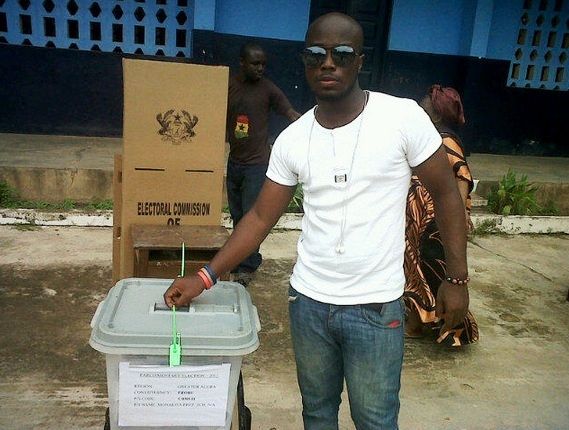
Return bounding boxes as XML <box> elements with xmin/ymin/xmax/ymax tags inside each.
<box><xmin>226</xmin><ymin>42</ymin><xmax>300</xmax><ymax>284</ymax></box>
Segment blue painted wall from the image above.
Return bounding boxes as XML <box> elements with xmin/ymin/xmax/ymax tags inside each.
<box><xmin>485</xmin><ymin>0</ymin><xmax>522</xmax><ymax>59</ymax></box>
<box><xmin>194</xmin><ymin>0</ymin><xmax>217</xmax><ymax>31</ymax></box>
<box><xmin>389</xmin><ymin>0</ymin><xmax>521</xmax><ymax>60</ymax></box>
<box><xmin>389</xmin><ymin>0</ymin><xmax>476</xmax><ymax>55</ymax></box>
<box><xmin>213</xmin><ymin>0</ymin><xmax>310</xmax><ymax>41</ymax></box>
<box><xmin>201</xmin><ymin>0</ymin><xmax>523</xmax><ymax>60</ymax></box>
<box><xmin>2</xmin><ymin>0</ymin><xmax>566</xmax><ymax>155</ymax></box>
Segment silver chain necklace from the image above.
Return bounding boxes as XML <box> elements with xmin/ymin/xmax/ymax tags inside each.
<box><xmin>306</xmin><ymin>91</ymin><xmax>369</xmax><ymax>254</ymax></box>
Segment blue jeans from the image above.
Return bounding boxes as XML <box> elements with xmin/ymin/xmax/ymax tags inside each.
<box><xmin>288</xmin><ymin>286</ymin><xmax>404</xmax><ymax>430</ymax></box>
<box><xmin>226</xmin><ymin>160</ymin><xmax>267</xmax><ymax>273</ymax></box>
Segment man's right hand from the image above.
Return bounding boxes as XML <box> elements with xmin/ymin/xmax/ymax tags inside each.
<box><xmin>164</xmin><ymin>276</ymin><xmax>205</xmax><ymax>308</ymax></box>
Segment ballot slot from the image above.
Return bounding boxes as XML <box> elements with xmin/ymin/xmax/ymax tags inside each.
<box><xmin>153</xmin><ymin>302</ymin><xmax>238</xmax><ymax>314</ymax></box>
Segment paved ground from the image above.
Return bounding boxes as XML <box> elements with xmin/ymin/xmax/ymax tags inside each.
<box><xmin>1</xmin><ymin>225</ymin><xmax>568</xmax><ymax>430</ymax></box>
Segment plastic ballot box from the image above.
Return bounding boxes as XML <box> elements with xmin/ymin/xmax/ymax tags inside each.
<box><xmin>89</xmin><ymin>278</ymin><xmax>260</xmax><ymax>430</ymax></box>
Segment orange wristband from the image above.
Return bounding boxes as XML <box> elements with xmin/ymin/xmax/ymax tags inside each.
<box><xmin>196</xmin><ymin>270</ymin><xmax>213</xmax><ymax>289</ymax></box>
<box><xmin>199</xmin><ymin>267</ymin><xmax>214</xmax><ymax>285</ymax></box>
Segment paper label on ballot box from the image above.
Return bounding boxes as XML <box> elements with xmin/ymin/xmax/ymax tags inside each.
<box><xmin>118</xmin><ymin>362</ymin><xmax>231</xmax><ymax>427</ymax></box>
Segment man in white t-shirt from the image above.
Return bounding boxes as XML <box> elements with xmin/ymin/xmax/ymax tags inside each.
<box><xmin>165</xmin><ymin>12</ymin><xmax>470</xmax><ymax>430</ymax></box>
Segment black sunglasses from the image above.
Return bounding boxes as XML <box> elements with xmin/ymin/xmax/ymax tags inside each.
<box><xmin>300</xmin><ymin>45</ymin><xmax>359</xmax><ymax>68</ymax></box>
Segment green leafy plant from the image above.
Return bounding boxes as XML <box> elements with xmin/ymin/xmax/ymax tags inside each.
<box><xmin>0</xmin><ymin>181</ymin><xmax>19</xmax><ymax>207</ymax></box>
<box><xmin>29</xmin><ymin>200</ymin><xmax>50</xmax><ymax>209</ymax></box>
<box><xmin>60</xmin><ymin>199</ymin><xmax>76</xmax><ymax>211</ymax></box>
<box><xmin>539</xmin><ymin>200</ymin><xmax>560</xmax><ymax>216</ymax></box>
<box><xmin>486</xmin><ymin>169</ymin><xmax>542</xmax><ymax>216</ymax></box>
<box><xmin>470</xmin><ymin>218</ymin><xmax>499</xmax><ymax>237</ymax></box>
<box><xmin>13</xmin><ymin>223</ymin><xmax>41</xmax><ymax>231</ymax></box>
<box><xmin>0</xmin><ymin>181</ymin><xmax>115</xmax><ymax>212</ymax></box>
<box><xmin>83</xmin><ymin>199</ymin><xmax>114</xmax><ymax>211</ymax></box>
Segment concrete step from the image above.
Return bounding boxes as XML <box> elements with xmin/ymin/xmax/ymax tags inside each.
<box><xmin>470</xmin><ymin>192</ymin><xmax>488</xmax><ymax>207</ymax></box>
<box><xmin>1</xmin><ymin>134</ymin><xmax>568</xmax><ymax>214</ymax></box>
<box><xmin>2</xmin><ymin>208</ymin><xmax>569</xmax><ymax>234</ymax></box>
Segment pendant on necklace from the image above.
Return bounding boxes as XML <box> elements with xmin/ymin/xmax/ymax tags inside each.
<box><xmin>334</xmin><ymin>174</ymin><xmax>347</xmax><ymax>183</ymax></box>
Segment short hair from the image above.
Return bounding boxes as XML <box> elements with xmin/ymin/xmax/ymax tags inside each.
<box><xmin>240</xmin><ymin>42</ymin><xmax>264</xmax><ymax>59</ymax></box>
<box><xmin>305</xmin><ymin>12</ymin><xmax>364</xmax><ymax>53</ymax></box>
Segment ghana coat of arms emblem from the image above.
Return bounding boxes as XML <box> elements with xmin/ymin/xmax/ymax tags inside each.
<box><xmin>156</xmin><ymin>110</ymin><xmax>199</xmax><ymax>145</ymax></box>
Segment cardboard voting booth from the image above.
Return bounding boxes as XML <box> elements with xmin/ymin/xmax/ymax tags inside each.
<box><xmin>113</xmin><ymin>59</ymin><xmax>229</xmax><ymax>282</ymax></box>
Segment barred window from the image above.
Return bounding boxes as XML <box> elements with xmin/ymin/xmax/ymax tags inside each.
<box><xmin>0</xmin><ymin>0</ymin><xmax>193</xmax><ymax>57</ymax></box>
<box><xmin>508</xmin><ymin>0</ymin><xmax>569</xmax><ymax>90</ymax></box>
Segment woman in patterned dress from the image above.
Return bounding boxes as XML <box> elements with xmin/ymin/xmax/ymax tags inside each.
<box><xmin>404</xmin><ymin>85</ymin><xmax>479</xmax><ymax>346</ymax></box>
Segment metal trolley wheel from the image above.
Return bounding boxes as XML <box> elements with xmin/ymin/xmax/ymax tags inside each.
<box><xmin>102</xmin><ymin>371</ymin><xmax>251</xmax><ymax>430</ymax></box>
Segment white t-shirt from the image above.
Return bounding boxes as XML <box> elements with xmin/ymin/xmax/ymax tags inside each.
<box><xmin>267</xmin><ymin>91</ymin><xmax>441</xmax><ymax>305</ymax></box>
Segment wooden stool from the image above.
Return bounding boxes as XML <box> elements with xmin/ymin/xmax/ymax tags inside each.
<box><xmin>131</xmin><ymin>224</ymin><xmax>229</xmax><ymax>279</ymax></box>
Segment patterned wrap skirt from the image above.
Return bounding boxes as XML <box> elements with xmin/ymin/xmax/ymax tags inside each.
<box><xmin>403</xmin><ymin>135</ymin><xmax>479</xmax><ymax>346</ymax></box>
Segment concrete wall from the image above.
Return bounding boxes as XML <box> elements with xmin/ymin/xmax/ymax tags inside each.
<box><xmin>213</xmin><ymin>0</ymin><xmax>310</xmax><ymax>41</ymax></box>
<box><xmin>194</xmin><ymin>0</ymin><xmax>217</xmax><ymax>31</ymax></box>
<box><xmin>486</xmin><ymin>0</ymin><xmax>523</xmax><ymax>60</ymax></box>
<box><xmin>389</xmin><ymin>0</ymin><xmax>521</xmax><ymax>59</ymax></box>
<box><xmin>0</xmin><ymin>44</ymin><xmax>123</xmax><ymax>137</ymax></box>
<box><xmin>1</xmin><ymin>0</ymin><xmax>568</xmax><ymax>156</ymax></box>
<box><xmin>390</xmin><ymin>0</ymin><xmax>477</xmax><ymax>56</ymax></box>
<box><xmin>193</xmin><ymin>0</ymin><xmax>310</xmax><ymax>41</ymax></box>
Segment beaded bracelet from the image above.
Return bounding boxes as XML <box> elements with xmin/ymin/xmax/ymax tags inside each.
<box><xmin>445</xmin><ymin>276</ymin><xmax>470</xmax><ymax>285</ymax></box>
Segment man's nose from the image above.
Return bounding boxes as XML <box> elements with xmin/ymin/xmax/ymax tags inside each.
<box><xmin>321</xmin><ymin>51</ymin><xmax>335</xmax><ymax>69</ymax></box>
